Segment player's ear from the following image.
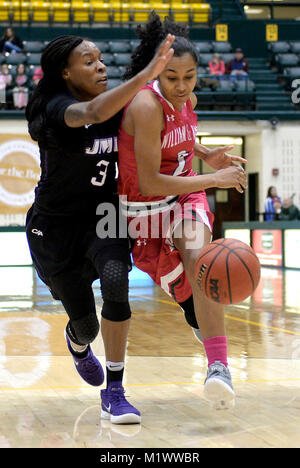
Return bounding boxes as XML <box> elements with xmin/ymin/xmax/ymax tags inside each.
<box><xmin>62</xmin><ymin>68</ymin><xmax>69</xmax><ymax>81</ymax></box>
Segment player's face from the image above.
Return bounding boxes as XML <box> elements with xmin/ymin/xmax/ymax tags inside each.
<box><xmin>63</xmin><ymin>41</ymin><xmax>108</xmax><ymax>100</ymax></box>
<box><xmin>158</xmin><ymin>53</ymin><xmax>197</xmax><ymax>110</ymax></box>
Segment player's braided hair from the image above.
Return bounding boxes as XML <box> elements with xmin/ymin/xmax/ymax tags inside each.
<box><xmin>25</xmin><ymin>35</ymin><xmax>83</xmax><ymax>143</ymax></box>
<box><xmin>123</xmin><ymin>12</ymin><xmax>198</xmax><ymax>81</ymax></box>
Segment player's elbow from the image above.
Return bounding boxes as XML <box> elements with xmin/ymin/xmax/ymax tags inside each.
<box><xmin>139</xmin><ymin>181</ymin><xmax>153</xmax><ymax>197</ymax></box>
<box><xmin>85</xmin><ymin>101</ymin><xmax>109</xmax><ymax>124</ymax></box>
<box><xmin>138</xmin><ymin>174</ymin><xmax>159</xmax><ymax>197</ymax></box>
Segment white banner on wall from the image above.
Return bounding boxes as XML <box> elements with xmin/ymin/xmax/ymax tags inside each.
<box><xmin>0</xmin><ymin>136</ymin><xmax>40</xmax><ymax>220</ymax></box>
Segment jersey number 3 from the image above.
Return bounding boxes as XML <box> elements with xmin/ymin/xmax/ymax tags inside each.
<box><xmin>91</xmin><ymin>160</ymin><xmax>109</xmax><ymax>186</ymax></box>
<box><xmin>173</xmin><ymin>150</ymin><xmax>188</xmax><ymax>177</ymax></box>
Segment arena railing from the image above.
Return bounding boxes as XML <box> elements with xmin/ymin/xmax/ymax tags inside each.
<box><xmin>240</xmin><ymin>1</ymin><xmax>300</xmax><ymax>20</ymax></box>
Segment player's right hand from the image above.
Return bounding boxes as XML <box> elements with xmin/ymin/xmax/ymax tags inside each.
<box><xmin>214</xmin><ymin>165</ymin><xmax>248</xmax><ymax>193</ymax></box>
<box><xmin>143</xmin><ymin>34</ymin><xmax>175</xmax><ymax>81</ymax></box>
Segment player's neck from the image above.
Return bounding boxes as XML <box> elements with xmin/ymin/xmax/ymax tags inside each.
<box><xmin>156</xmin><ymin>81</ymin><xmax>184</xmax><ymax>113</ymax></box>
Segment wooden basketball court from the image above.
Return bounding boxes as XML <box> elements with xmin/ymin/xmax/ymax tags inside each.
<box><xmin>1</xmin><ymin>265</ymin><xmax>300</xmax><ymax>448</ymax></box>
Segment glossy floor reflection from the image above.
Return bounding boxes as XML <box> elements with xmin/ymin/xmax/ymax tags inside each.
<box><xmin>1</xmin><ymin>266</ymin><xmax>300</xmax><ymax>447</ymax></box>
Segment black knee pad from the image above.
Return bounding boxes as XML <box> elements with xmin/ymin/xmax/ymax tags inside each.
<box><xmin>100</xmin><ymin>259</ymin><xmax>131</xmax><ymax>322</ymax></box>
<box><xmin>67</xmin><ymin>313</ymin><xmax>100</xmax><ymax>345</ymax></box>
<box><xmin>101</xmin><ymin>259</ymin><xmax>129</xmax><ymax>303</ymax></box>
<box><xmin>179</xmin><ymin>295</ymin><xmax>199</xmax><ymax>329</ymax></box>
<box><xmin>101</xmin><ymin>300</ymin><xmax>131</xmax><ymax>322</ymax></box>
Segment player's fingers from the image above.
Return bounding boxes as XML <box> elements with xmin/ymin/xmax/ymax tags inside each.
<box><xmin>157</xmin><ymin>34</ymin><xmax>175</xmax><ymax>56</ymax></box>
<box><xmin>239</xmin><ymin>174</ymin><xmax>248</xmax><ymax>188</ymax></box>
<box><xmin>165</xmin><ymin>48</ymin><xmax>175</xmax><ymax>62</ymax></box>
<box><xmin>221</xmin><ymin>145</ymin><xmax>234</xmax><ymax>153</ymax></box>
<box><xmin>236</xmin><ymin>164</ymin><xmax>245</xmax><ymax>173</ymax></box>
<box><xmin>230</xmin><ymin>155</ymin><xmax>247</xmax><ymax>164</ymax></box>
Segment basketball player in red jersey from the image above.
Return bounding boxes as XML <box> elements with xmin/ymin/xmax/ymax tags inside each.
<box><xmin>118</xmin><ymin>14</ymin><xmax>247</xmax><ymax>411</ymax></box>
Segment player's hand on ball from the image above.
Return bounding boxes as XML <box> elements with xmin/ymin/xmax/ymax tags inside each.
<box><xmin>214</xmin><ymin>165</ymin><xmax>247</xmax><ymax>193</ymax></box>
<box><xmin>143</xmin><ymin>34</ymin><xmax>175</xmax><ymax>81</ymax></box>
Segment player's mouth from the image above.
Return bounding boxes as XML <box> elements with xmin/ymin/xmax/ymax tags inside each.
<box><xmin>175</xmin><ymin>93</ymin><xmax>188</xmax><ymax>99</ymax></box>
<box><xmin>96</xmin><ymin>76</ymin><xmax>108</xmax><ymax>85</ymax></box>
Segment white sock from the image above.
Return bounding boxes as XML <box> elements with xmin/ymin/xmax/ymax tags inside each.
<box><xmin>69</xmin><ymin>340</ymin><xmax>88</xmax><ymax>354</ymax></box>
<box><xmin>106</xmin><ymin>361</ymin><xmax>124</xmax><ymax>372</ymax></box>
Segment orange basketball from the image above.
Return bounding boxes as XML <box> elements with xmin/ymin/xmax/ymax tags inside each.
<box><xmin>194</xmin><ymin>238</ymin><xmax>261</xmax><ymax>305</ymax></box>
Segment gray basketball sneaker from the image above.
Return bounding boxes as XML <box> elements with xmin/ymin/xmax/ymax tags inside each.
<box><xmin>204</xmin><ymin>361</ymin><xmax>235</xmax><ymax>410</ymax></box>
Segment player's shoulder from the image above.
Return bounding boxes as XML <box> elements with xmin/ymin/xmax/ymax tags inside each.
<box><xmin>46</xmin><ymin>91</ymin><xmax>78</xmax><ymax>118</ymax></box>
<box><xmin>129</xmin><ymin>88</ymin><xmax>162</xmax><ymax>114</ymax></box>
<box><xmin>190</xmin><ymin>93</ymin><xmax>197</xmax><ymax>109</ymax></box>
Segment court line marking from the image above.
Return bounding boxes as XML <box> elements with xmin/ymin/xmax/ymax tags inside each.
<box><xmin>132</xmin><ymin>294</ymin><xmax>300</xmax><ymax>337</ymax></box>
<box><xmin>1</xmin><ymin>378</ymin><xmax>300</xmax><ymax>392</ymax></box>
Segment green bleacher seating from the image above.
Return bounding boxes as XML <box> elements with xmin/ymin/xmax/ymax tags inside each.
<box><xmin>290</xmin><ymin>42</ymin><xmax>300</xmax><ymax>54</ymax></box>
<box><xmin>101</xmin><ymin>53</ymin><xmax>114</xmax><ymax>65</ymax></box>
<box><xmin>107</xmin><ymin>78</ymin><xmax>122</xmax><ymax>89</ymax></box>
<box><xmin>284</xmin><ymin>67</ymin><xmax>300</xmax><ymax>78</ymax></box>
<box><xmin>113</xmin><ymin>53</ymin><xmax>131</xmax><ymax>66</ymax></box>
<box><xmin>23</xmin><ymin>41</ymin><xmax>45</xmax><ymax>53</ymax></box>
<box><xmin>5</xmin><ymin>53</ymin><xmax>26</xmax><ymax>65</ymax></box>
<box><xmin>276</xmin><ymin>53</ymin><xmax>299</xmax><ymax>67</ymax></box>
<box><xmin>268</xmin><ymin>42</ymin><xmax>290</xmax><ymax>53</ymax></box>
<box><xmin>26</xmin><ymin>53</ymin><xmax>42</xmax><ymax>65</ymax></box>
<box><xmin>199</xmin><ymin>53</ymin><xmax>213</xmax><ymax>66</ymax></box>
<box><xmin>109</xmin><ymin>41</ymin><xmax>131</xmax><ymax>53</ymax></box>
<box><xmin>93</xmin><ymin>41</ymin><xmax>110</xmax><ymax>52</ymax></box>
<box><xmin>235</xmin><ymin>80</ymin><xmax>256</xmax><ymax>91</ymax></box>
<box><xmin>194</xmin><ymin>42</ymin><xmax>213</xmax><ymax>53</ymax></box>
<box><xmin>106</xmin><ymin>66</ymin><xmax>122</xmax><ymax>78</ymax></box>
<box><xmin>212</xmin><ymin>42</ymin><xmax>232</xmax><ymax>53</ymax></box>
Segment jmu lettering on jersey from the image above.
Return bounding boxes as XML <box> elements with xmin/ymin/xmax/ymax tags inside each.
<box><xmin>86</xmin><ymin>136</ymin><xmax>118</xmax><ymax>155</ymax></box>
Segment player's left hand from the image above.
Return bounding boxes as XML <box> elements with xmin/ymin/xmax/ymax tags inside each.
<box><xmin>204</xmin><ymin>146</ymin><xmax>247</xmax><ymax>170</ymax></box>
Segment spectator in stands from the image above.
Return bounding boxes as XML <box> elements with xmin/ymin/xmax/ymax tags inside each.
<box><xmin>278</xmin><ymin>196</ymin><xmax>300</xmax><ymax>221</ymax></box>
<box><xmin>209</xmin><ymin>53</ymin><xmax>225</xmax><ymax>77</ymax></box>
<box><xmin>199</xmin><ymin>53</ymin><xmax>225</xmax><ymax>90</ymax></box>
<box><xmin>0</xmin><ymin>28</ymin><xmax>24</xmax><ymax>54</ymax></box>
<box><xmin>227</xmin><ymin>48</ymin><xmax>249</xmax><ymax>80</ymax></box>
<box><xmin>0</xmin><ymin>64</ymin><xmax>13</xmax><ymax>108</ymax></box>
<box><xmin>265</xmin><ymin>186</ymin><xmax>282</xmax><ymax>221</ymax></box>
<box><xmin>12</xmin><ymin>63</ymin><xmax>29</xmax><ymax>109</ymax></box>
<box><xmin>30</xmin><ymin>66</ymin><xmax>44</xmax><ymax>93</ymax></box>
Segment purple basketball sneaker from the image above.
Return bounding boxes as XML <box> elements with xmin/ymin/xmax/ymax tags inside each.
<box><xmin>101</xmin><ymin>382</ymin><xmax>141</xmax><ymax>424</ymax></box>
<box><xmin>65</xmin><ymin>331</ymin><xmax>104</xmax><ymax>386</ymax></box>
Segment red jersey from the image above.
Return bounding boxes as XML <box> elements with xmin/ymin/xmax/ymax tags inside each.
<box><xmin>118</xmin><ymin>80</ymin><xmax>198</xmax><ymax>212</ymax></box>
<box><xmin>117</xmin><ymin>80</ymin><xmax>213</xmax><ymax>304</ymax></box>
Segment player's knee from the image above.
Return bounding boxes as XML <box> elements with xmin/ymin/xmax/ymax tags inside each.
<box><xmin>101</xmin><ymin>259</ymin><xmax>129</xmax><ymax>303</ymax></box>
<box><xmin>101</xmin><ymin>300</ymin><xmax>131</xmax><ymax>322</ymax></box>
<box><xmin>69</xmin><ymin>313</ymin><xmax>100</xmax><ymax>345</ymax></box>
<box><xmin>100</xmin><ymin>259</ymin><xmax>131</xmax><ymax>322</ymax></box>
<box><xmin>179</xmin><ymin>295</ymin><xmax>199</xmax><ymax>329</ymax></box>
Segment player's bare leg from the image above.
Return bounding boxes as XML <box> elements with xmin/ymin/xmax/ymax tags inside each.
<box><xmin>173</xmin><ymin>220</ymin><xmax>235</xmax><ymax>410</ymax></box>
<box><xmin>101</xmin><ymin>317</ymin><xmax>130</xmax><ymax>363</ymax></box>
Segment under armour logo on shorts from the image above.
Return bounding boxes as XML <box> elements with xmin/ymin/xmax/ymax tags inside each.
<box><xmin>32</xmin><ymin>229</ymin><xmax>43</xmax><ymax>237</ymax></box>
<box><xmin>137</xmin><ymin>239</ymin><xmax>147</xmax><ymax>246</ymax></box>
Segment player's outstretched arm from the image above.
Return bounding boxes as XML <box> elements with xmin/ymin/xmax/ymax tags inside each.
<box><xmin>130</xmin><ymin>93</ymin><xmax>247</xmax><ymax>196</ymax></box>
<box><xmin>64</xmin><ymin>34</ymin><xmax>175</xmax><ymax>128</ymax></box>
<box><xmin>194</xmin><ymin>143</ymin><xmax>247</xmax><ymax>170</ymax></box>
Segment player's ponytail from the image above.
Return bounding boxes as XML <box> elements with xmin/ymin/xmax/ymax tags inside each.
<box><xmin>123</xmin><ymin>12</ymin><xmax>198</xmax><ymax>81</ymax></box>
<box><xmin>25</xmin><ymin>35</ymin><xmax>83</xmax><ymax>143</ymax></box>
